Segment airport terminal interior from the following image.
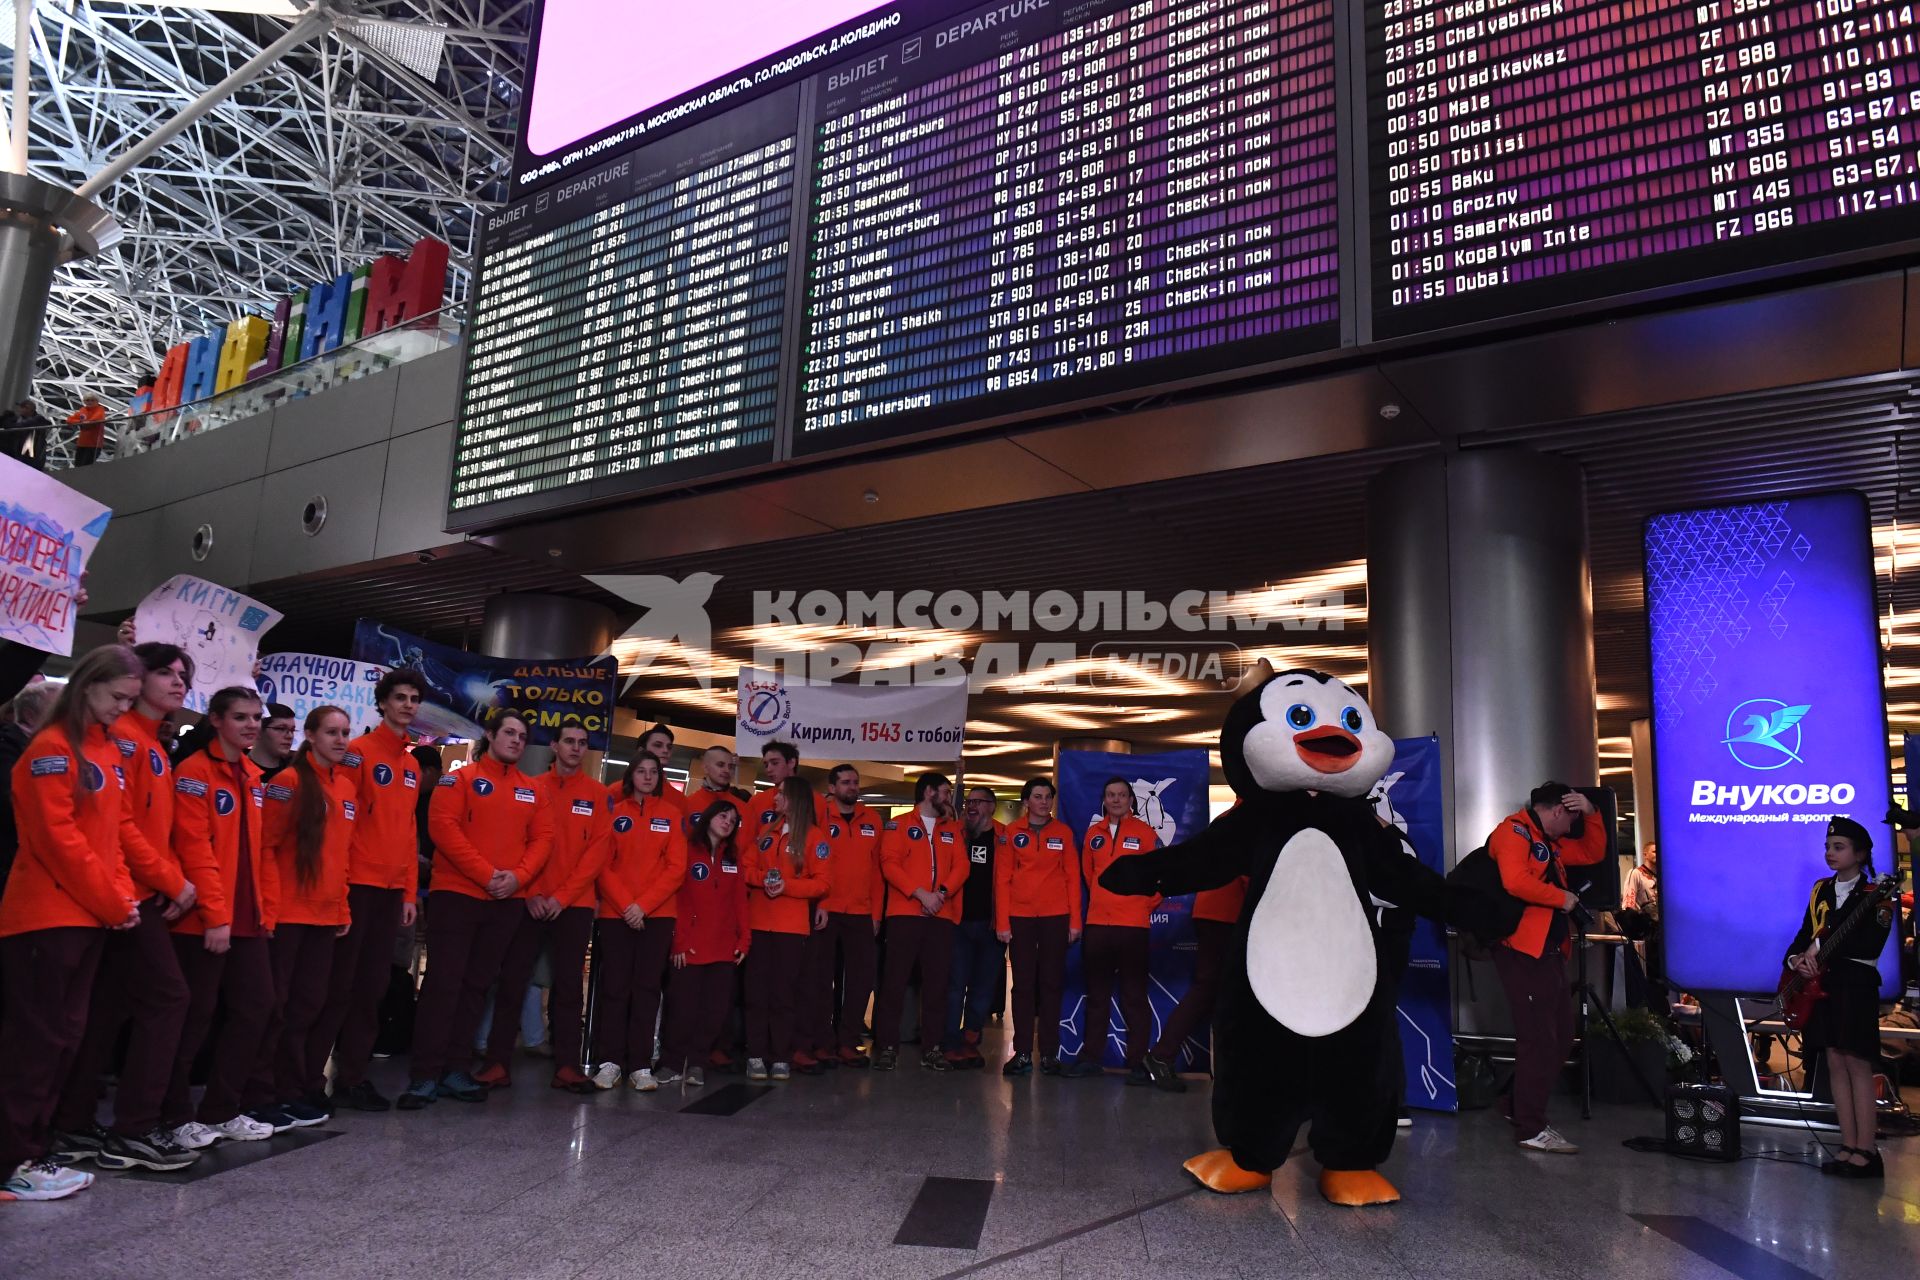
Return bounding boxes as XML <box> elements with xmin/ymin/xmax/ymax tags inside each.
<box><xmin>0</xmin><ymin>1</ymin><xmax>1918</xmax><ymax>1277</ymax></box>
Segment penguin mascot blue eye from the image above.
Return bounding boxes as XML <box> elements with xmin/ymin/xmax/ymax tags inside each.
<box><xmin>1096</xmin><ymin>663</ymin><xmax>1497</xmax><ymax>1206</ymax></box>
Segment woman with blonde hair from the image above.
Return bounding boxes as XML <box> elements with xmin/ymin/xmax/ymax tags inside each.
<box><xmin>0</xmin><ymin>645</ymin><xmax>152</xmax><ymax>1200</ymax></box>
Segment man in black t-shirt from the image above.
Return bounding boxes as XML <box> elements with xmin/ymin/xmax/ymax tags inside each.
<box><xmin>943</xmin><ymin>787</ymin><xmax>1006</xmax><ymax>1067</ymax></box>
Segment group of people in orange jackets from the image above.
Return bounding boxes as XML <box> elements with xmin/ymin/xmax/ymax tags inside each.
<box><xmin>0</xmin><ymin>652</ymin><xmax>435</xmax><ymax>1200</ymax></box>
<box><xmin>0</xmin><ymin>652</ymin><xmax>1242</xmax><ymax>1203</ymax></box>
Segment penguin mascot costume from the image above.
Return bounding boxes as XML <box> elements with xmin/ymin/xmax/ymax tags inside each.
<box><xmin>1100</xmin><ymin>665</ymin><xmax>1490</xmax><ymax>1206</ymax></box>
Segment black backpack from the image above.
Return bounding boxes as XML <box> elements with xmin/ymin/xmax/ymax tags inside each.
<box><xmin>1447</xmin><ymin>844</ymin><xmax>1527</xmax><ymax>957</ymax></box>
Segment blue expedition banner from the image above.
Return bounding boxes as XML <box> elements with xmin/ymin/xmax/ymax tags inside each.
<box><xmin>1371</xmin><ymin>735</ymin><xmax>1457</xmax><ymax>1113</ymax></box>
<box><xmin>1056</xmin><ymin>749</ymin><xmax>1213</xmax><ymax>1070</ymax></box>
<box><xmin>350</xmin><ymin>618</ymin><xmax>618</xmax><ymax>750</ymax></box>
<box><xmin>1647</xmin><ymin>493</ymin><xmax>1898</xmax><ymax>995</ymax></box>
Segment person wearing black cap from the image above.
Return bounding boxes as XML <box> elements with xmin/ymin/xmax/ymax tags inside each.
<box><xmin>1484</xmin><ymin>781</ymin><xmax>1608</xmax><ymax>1154</ymax></box>
<box><xmin>1784</xmin><ymin>816</ymin><xmax>1893</xmax><ymax>1178</ymax></box>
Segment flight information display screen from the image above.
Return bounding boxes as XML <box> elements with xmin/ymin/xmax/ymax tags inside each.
<box><xmin>1366</xmin><ymin>0</ymin><xmax>1920</xmax><ymax>337</ymax></box>
<box><xmin>798</xmin><ymin>0</ymin><xmax>1341</xmax><ymax>448</ymax></box>
<box><xmin>450</xmin><ymin>95</ymin><xmax>797</xmax><ymax>524</ymax></box>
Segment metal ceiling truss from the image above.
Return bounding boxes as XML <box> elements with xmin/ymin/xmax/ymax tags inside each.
<box><xmin>12</xmin><ymin>0</ymin><xmax>527</xmax><ymax>407</ymax></box>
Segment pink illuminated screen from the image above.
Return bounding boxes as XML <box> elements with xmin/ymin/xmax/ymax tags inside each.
<box><xmin>526</xmin><ymin>0</ymin><xmax>894</xmax><ymax>156</ymax></box>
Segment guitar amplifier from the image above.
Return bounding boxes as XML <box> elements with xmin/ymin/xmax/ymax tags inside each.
<box><xmin>1666</xmin><ymin>1084</ymin><xmax>1741</xmax><ymax>1161</ymax></box>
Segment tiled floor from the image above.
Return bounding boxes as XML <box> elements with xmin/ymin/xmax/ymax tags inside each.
<box><xmin>8</xmin><ymin>1031</ymin><xmax>1916</xmax><ymax>1279</ymax></box>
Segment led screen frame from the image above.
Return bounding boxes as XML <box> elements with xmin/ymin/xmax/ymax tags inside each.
<box><xmin>1645</xmin><ymin>490</ymin><xmax>1899</xmax><ymax>997</ymax></box>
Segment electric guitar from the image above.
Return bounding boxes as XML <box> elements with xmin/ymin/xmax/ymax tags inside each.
<box><xmin>1777</xmin><ymin>873</ymin><xmax>1898</xmax><ymax>1030</ymax></box>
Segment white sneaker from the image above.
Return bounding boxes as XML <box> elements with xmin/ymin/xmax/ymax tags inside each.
<box><xmin>208</xmin><ymin>1114</ymin><xmax>274</xmax><ymax>1142</ymax></box>
<box><xmin>1519</xmin><ymin>1127</ymin><xmax>1579</xmax><ymax>1154</ymax></box>
<box><xmin>770</xmin><ymin>1062</ymin><xmax>791</xmax><ymax>1081</ymax></box>
<box><xmin>170</xmin><ymin>1122</ymin><xmax>221</xmax><ymax>1151</ymax></box>
<box><xmin>627</xmin><ymin>1069</ymin><xmax>657</xmax><ymax>1093</ymax></box>
<box><xmin>746</xmin><ymin>1058</ymin><xmax>769</xmax><ymax>1081</ymax></box>
<box><xmin>591</xmin><ymin>1062</ymin><xmax>621</xmax><ymax>1091</ymax></box>
<box><xmin>3</xmin><ymin>1157</ymin><xmax>93</xmax><ymax>1201</ymax></box>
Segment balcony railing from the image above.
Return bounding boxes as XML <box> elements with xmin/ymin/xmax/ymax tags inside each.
<box><xmin>47</xmin><ymin>308</ymin><xmax>462</xmax><ymax>469</ymax></box>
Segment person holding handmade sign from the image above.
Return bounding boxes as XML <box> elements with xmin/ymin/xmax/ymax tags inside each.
<box><xmin>0</xmin><ymin>646</ymin><xmax>151</xmax><ymax>1201</ymax></box>
<box><xmin>477</xmin><ymin>723</ymin><xmax>611</xmax><ymax>1092</ymax></box>
<box><xmin>161</xmin><ymin>688</ymin><xmax>279</xmax><ymax>1145</ymax></box>
<box><xmin>400</xmin><ymin>709</ymin><xmax>553</xmax><ymax>1111</ymax></box>
<box><xmin>249</xmin><ymin>705</ymin><xmax>357</xmax><ymax>1126</ymax></box>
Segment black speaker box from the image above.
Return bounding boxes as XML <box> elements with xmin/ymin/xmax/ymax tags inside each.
<box><xmin>1666</xmin><ymin>1083</ymin><xmax>1741</xmax><ymax>1161</ymax></box>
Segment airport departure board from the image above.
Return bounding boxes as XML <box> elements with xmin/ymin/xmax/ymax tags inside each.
<box><xmin>1366</xmin><ymin>0</ymin><xmax>1920</xmax><ymax>336</ymax></box>
<box><xmin>450</xmin><ymin>95</ymin><xmax>797</xmax><ymax>520</ymax></box>
<box><xmin>449</xmin><ymin>0</ymin><xmax>1920</xmax><ymax>527</ymax></box>
<box><xmin>798</xmin><ymin>0</ymin><xmax>1341</xmax><ymax>446</ymax></box>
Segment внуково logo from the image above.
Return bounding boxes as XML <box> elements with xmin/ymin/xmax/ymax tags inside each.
<box><xmin>1722</xmin><ymin>699</ymin><xmax>1809</xmax><ymax>770</ymax></box>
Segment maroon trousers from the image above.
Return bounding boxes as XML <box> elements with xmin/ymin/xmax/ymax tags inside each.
<box><xmin>803</xmin><ymin>912</ymin><xmax>877</xmax><ymax>1053</ymax></box>
<box><xmin>487</xmin><ymin>905</ymin><xmax>593</xmax><ymax>1071</ymax></box>
<box><xmin>0</xmin><ymin>928</ymin><xmax>103</xmax><ymax>1172</ymax></box>
<box><xmin>1154</xmin><ymin>919</ymin><xmax>1233</xmax><ymax>1061</ymax></box>
<box><xmin>52</xmin><ymin>901</ymin><xmax>189</xmax><ymax>1136</ymax></box>
<box><xmin>1081</xmin><ymin>924</ymin><xmax>1151</xmax><ymax>1066</ymax></box>
<box><xmin>1492</xmin><ymin>944</ymin><xmax>1575</xmax><ymax>1139</ymax></box>
<box><xmin>165</xmin><ymin>935</ymin><xmax>274</xmax><ymax>1127</ymax></box>
<box><xmin>745</xmin><ymin>931</ymin><xmax>807</xmax><ymax>1064</ymax></box>
<box><xmin>255</xmin><ymin>923</ymin><xmax>338</xmax><ymax>1105</ymax></box>
<box><xmin>1007</xmin><ymin>914</ymin><xmax>1069</xmax><ymax>1058</ymax></box>
<box><xmin>873</xmin><ymin>915</ymin><xmax>954</xmax><ymax>1054</ymax></box>
<box><xmin>660</xmin><ymin>961</ymin><xmax>736</xmax><ymax>1074</ymax></box>
<box><xmin>409</xmin><ymin>891</ymin><xmax>519</xmax><ymax>1082</ymax></box>
<box><xmin>591</xmin><ymin>918</ymin><xmax>675</xmax><ymax>1071</ymax></box>
<box><xmin>316</xmin><ymin>884</ymin><xmax>404</xmax><ymax>1090</ymax></box>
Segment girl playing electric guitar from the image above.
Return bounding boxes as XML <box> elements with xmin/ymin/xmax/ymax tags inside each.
<box><xmin>1783</xmin><ymin>817</ymin><xmax>1894</xmax><ymax>1178</ymax></box>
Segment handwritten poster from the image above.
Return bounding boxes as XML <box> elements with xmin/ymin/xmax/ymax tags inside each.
<box><xmin>255</xmin><ymin>652</ymin><xmax>388</xmax><ymax>736</ymax></box>
<box><xmin>134</xmin><ymin>574</ymin><xmax>282</xmax><ymax>711</ymax></box>
<box><xmin>0</xmin><ymin>453</ymin><xmax>112</xmax><ymax>655</ymax></box>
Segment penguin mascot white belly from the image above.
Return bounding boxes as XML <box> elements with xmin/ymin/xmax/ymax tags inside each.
<box><xmin>1098</xmin><ymin>665</ymin><xmax>1485</xmax><ymax>1206</ymax></box>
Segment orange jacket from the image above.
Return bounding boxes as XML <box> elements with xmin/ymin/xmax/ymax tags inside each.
<box><xmin>0</xmin><ymin>724</ymin><xmax>147</xmax><ymax>936</ymax></box>
<box><xmin>1489</xmin><ymin>806</ymin><xmax>1609</xmax><ymax>958</ymax></box>
<box><xmin>995</xmin><ymin>817</ymin><xmax>1081</xmax><ymax>933</ymax></box>
<box><xmin>745</xmin><ymin>821</ymin><xmax>830</xmax><ymax>934</ymax></box>
<box><xmin>820</xmin><ymin>802</ymin><xmax>885</xmax><ymax>920</ymax></box>
<box><xmin>880</xmin><ymin>813</ymin><xmax>969</xmax><ymax>924</ymax></box>
<box><xmin>529</xmin><ymin>770</ymin><xmax>613</xmax><ymax>910</ymax></box>
<box><xmin>1193</xmin><ymin>877</ymin><xmax>1249</xmax><ymax>924</ymax></box>
<box><xmin>428</xmin><ymin>755</ymin><xmax>553</xmax><ymax>899</ymax></box>
<box><xmin>599</xmin><ymin>794</ymin><xmax>687</xmax><ymax>920</ymax></box>
<box><xmin>67</xmin><ymin>402</ymin><xmax>106</xmax><ymax>447</ymax></box>
<box><xmin>1082</xmin><ymin>815</ymin><xmax>1161</xmax><ymax>928</ymax></box>
<box><xmin>341</xmin><ymin>724</ymin><xmax>423</xmax><ymax>902</ymax></box>
<box><xmin>110</xmin><ymin>711</ymin><xmax>188</xmax><ymax>901</ymax></box>
<box><xmin>262</xmin><ymin>761</ymin><xmax>356</xmax><ymax>928</ymax></box>
<box><xmin>171</xmin><ymin>742</ymin><xmax>274</xmax><ymax>935</ymax></box>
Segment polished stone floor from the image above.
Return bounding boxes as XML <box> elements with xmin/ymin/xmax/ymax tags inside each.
<box><xmin>7</xmin><ymin>1031</ymin><xmax>1915</xmax><ymax>1280</ymax></box>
